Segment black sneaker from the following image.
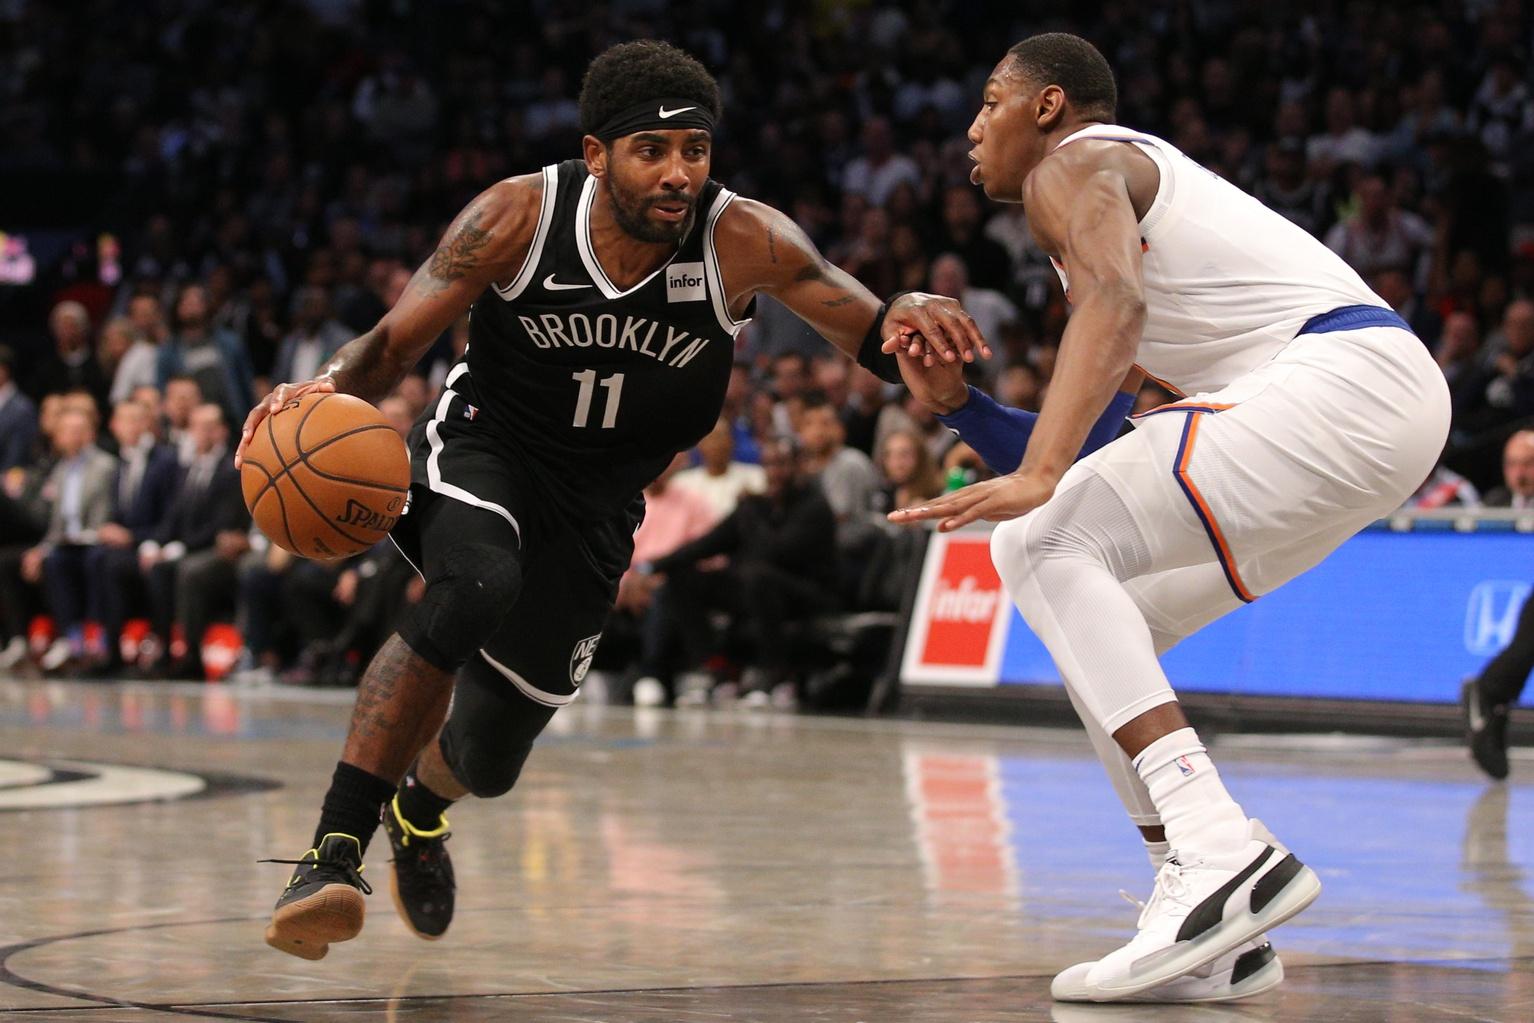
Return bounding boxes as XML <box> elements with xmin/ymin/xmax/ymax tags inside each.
<box><xmin>382</xmin><ymin>795</ymin><xmax>456</xmax><ymax>939</ymax></box>
<box><xmin>1462</xmin><ymin>678</ymin><xmax>1510</xmax><ymax>781</ymax></box>
<box><xmin>262</xmin><ymin>833</ymin><xmax>371</xmax><ymax>960</ymax></box>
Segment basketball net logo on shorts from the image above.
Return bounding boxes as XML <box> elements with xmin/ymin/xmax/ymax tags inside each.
<box><xmin>569</xmin><ymin>633</ymin><xmax>601</xmax><ymax>687</ymax></box>
<box><xmin>920</xmin><ymin>539</ymin><xmax>1004</xmax><ymax>668</ymax></box>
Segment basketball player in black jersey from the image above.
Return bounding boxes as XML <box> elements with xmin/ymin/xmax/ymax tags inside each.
<box><xmin>237</xmin><ymin>40</ymin><xmax>988</xmax><ymax>960</ymax></box>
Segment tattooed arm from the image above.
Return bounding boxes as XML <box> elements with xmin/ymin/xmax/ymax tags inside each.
<box><xmin>715</xmin><ymin>198</ymin><xmax>990</xmax><ymax>365</ymax></box>
<box><xmin>235</xmin><ymin>173</ymin><xmax>543</xmax><ymax>466</ymax></box>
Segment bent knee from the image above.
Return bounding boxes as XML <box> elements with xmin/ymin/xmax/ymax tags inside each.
<box><xmin>441</xmin><ymin>735</ymin><xmax>531</xmax><ymax>799</ymax></box>
<box><xmin>404</xmin><ymin>543</ymin><xmax>523</xmax><ymax>669</ymax></box>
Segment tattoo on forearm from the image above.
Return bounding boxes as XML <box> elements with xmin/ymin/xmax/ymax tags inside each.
<box><xmin>767</xmin><ymin>226</ymin><xmax>779</xmax><ymax>264</ymax></box>
<box><xmin>822</xmin><ymin>294</ymin><xmax>856</xmax><ymax>307</ymax></box>
<box><xmin>425</xmin><ymin>210</ymin><xmax>492</xmax><ymax>294</ymax></box>
<box><xmin>794</xmin><ymin>259</ymin><xmax>829</xmax><ymax>283</ymax></box>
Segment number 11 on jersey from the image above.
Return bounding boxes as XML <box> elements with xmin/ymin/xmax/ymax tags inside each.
<box><xmin>571</xmin><ymin>369</ymin><xmax>624</xmax><ymax>429</ymax></box>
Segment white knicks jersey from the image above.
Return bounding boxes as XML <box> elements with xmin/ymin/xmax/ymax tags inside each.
<box><xmin>1047</xmin><ymin>125</ymin><xmax>1385</xmax><ymax>397</ymax></box>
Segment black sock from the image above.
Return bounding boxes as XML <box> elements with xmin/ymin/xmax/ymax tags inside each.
<box><xmin>313</xmin><ymin>761</ymin><xmax>397</xmax><ymax>856</ymax></box>
<box><xmin>395</xmin><ymin>764</ymin><xmax>456</xmax><ymax>830</ymax></box>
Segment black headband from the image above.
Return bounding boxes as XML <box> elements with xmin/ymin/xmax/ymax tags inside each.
<box><xmin>593</xmin><ymin>97</ymin><xmax>717</xmax><ymax>141</ymax></box>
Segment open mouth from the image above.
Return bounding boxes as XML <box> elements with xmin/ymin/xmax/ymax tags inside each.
<box><xmin>968</xmin><ymin>151</ymin><xmax>982</xmax><ymax>185</ymax></box>
<box><xmin>651</xmin><ymin>200</ymin><xmax>691</xmax><ymax>222</ymax></box>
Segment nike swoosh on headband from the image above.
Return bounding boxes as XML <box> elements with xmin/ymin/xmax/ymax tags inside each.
<box><xmin>543</xmin><ymin>273</ymin><xmax>593</xmax><ymax>291</ymax></box>
<box><xmin>658</xmin><ymin>106</ymin><xmax>696</xmax><ymax>119</ymax></box>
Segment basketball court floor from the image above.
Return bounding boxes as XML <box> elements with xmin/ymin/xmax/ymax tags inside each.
<box><xmin>0</xmin><ymin>677</ymin><xmax>1529</xmax><ymax>1021</ymax></box>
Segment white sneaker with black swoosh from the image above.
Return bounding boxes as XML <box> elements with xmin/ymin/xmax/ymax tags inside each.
<box><xmin>1080</xmin><ymin>819</ymin><xmax>1319</xmax><ymax>1002</ymax></box>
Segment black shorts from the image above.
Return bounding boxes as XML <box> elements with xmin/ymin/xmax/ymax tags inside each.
<box><xmin>393</xmin><ymin>393</ymin><xmax>641</xmax><ymax>703</ymax></box>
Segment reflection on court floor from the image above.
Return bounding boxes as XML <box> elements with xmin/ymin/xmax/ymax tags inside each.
<box><xmin>0</xmin><ymin>678</ymin><xmax>1529</xmax><ymax>1021</ymax></box>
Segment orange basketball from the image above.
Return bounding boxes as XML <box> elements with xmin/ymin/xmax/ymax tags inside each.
<box><xmin>240</xmin><ymin>393</ymin><xmax>411</xmax><ymax>561</ymax></box>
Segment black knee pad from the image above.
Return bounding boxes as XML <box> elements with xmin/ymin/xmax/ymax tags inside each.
<box><xmin>399</xmin><ymin>543</ymin><xmax>522</xmax><ymax>670</ymax></box>
<box><xmin>436</xmin><ymin>656</ymin><xmax>556</xmax><ymax>799</ymax></box>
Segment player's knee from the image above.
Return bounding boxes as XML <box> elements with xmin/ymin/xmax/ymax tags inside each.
<box><xmin>405</xmin><ymin>543</ymin><xmax>523</xmax><ymax>669</ymax></box>
<box><xmin>990</xmin><ymin>516</ymin><xmax>1043</xmax><ymax>596</ymax></box>
<box><xmin>441</xmin><ymin>733</ymin><xmax>532</xmax><ymax>799</ymax></box>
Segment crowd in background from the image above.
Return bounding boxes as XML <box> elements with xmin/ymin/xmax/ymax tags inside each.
<box><xmin>2</xmin><ymin>0</ymin><xmax>1533</xmax><ymax>700</ymax></box>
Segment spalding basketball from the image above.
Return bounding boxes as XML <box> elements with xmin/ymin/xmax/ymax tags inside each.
<box><xmin>240</xmin><ymin>393</ymin><xmax>411</xmax><ymax>560</ymax></box>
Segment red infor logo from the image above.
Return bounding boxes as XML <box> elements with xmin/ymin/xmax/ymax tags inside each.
<box><xmin>921</xmin><ymin>538</ymin><xmax>1004</xmax><ymax>667</ymax></box>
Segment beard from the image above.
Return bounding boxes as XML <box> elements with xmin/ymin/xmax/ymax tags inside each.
<box><xmin>609</xmin><ymin>176</ymin><xmax>696</xmax><ymax>244</ymax></box>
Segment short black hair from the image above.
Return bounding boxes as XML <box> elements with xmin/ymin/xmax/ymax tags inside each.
<box><xmin>1006</xmin><ymin>33</ymin><xmax>1118</xmax><ymax>122</ymax></box>
<box><xmin>579</xmin><ymin>40</ymin><xmax>722</xmax><ymax>137</ymax></box>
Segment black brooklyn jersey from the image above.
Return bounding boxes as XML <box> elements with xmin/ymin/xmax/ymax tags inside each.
<box><xmin>434</xmin><ymin>160</ymin><xmax>752</xmax><ymax>522</ymax></box>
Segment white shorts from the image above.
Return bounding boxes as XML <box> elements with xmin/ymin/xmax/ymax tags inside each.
<box><xmin>1070</xmin><ymin>324</ymin><xmax>1449</xmax><ymax>618</ymax></box>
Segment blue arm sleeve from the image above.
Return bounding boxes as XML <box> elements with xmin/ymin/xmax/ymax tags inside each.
<box><xmin>936</xmin><ymin>386</ymin><xmax>1136</xmax><ymax>475</ymax></box>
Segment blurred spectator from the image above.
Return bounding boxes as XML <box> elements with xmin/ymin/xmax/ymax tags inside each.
<box><xmin>1436</xmin><ymin>312</ymin><xmax>1484</xmax><ymax>416</ymax></box>
<box><xmin>140</xmin><ymin>404</ymin><xmax>250</xmax><ymax>678</ymax></box>
<box><xmin>273</xmin><ymin>287</ymin><xmax>351</xmax><ymax>385</ymax></box>
<box><xmin>672</xmin><ymin>418</ymin><xmax>766</xmax><ymax>518</ymax></box>
<box><xmin>843</xmin><ymin>366</ymin><xmax>916</xmax><ymax>458</ymax></box>
<box><xmin>769</xmin><ymin>350</ymin><xmax>811</xmax><ymax>438</ymax></box>
<box><xmin>833</xmin><ymin>206</ymin><xmax>900</xmax><ymax>296</ymax></box>
<box><xmin>1307</xmin><ymin>87</ymin><xmax>1382</xmax><ymax>172</ymax></box>
<box><xmin>929</xmin><ymin>253</ymin><xmax>1019</xmax><ymax>359</ymax></box>
<box><xmin>933</xmin><ymin>185</ymin><xmax>1013</xmax><ymax>290</ymax></box>
<box><xmin>608</xmin><ymin>452</ymin><xmax>720</xmax><ymax>706</ymax></box>
<box><xmin>1467</xmin><ymin>57</ymin><xmax>1531</xmax><ymax>177</ymax></box>
<box><xmin>1483</xmin><ymin>430</ymin><xmax>1534</xmax><ymax>509</ymax></box>
<box><xmin>156</xmin><ymin>284</ymin><xmax>255</xmax><ymax>430</ymax></box>
<box><xmin>841</xmin><ymin>117</ymin><xmax>920</xmax><ymax>207</ymax></box>
<box><xmin>796</xmin><ymin>390</ymin><xmax>881</xmax><ymax>553</ymax></box>
<box><xmin>1373</xmin><ymin>268</ymin><xmax>1442</xmax><ymax>343</ymax></box>
<box><xmin>0</xmin><ymin>347</ymin><xmax>39</xmax><ymax>472</ymax></box>
<box><xmin>20</xmin><ymin>409</ymin><xmax>118</xmax><ymax>672</ymax></box>
<box><xmin>1324</xmin><ymin>175</ymin><xmax>1433</xmax><ymax>285</ymax></box>
<box><xmin>1408</xmin><ymin>459</ymin><xmax>1481</xmax><ymax>509</ymax></box>
<box><xmin>86</xmin><ymin>399</ymin><xmax>181</xmax><ymax>673</ymax></box>
<box><xmin>1460</xmin><ymin>300</ymin><xmax>1534</xmax><ymax>433</ymax></box>
<box><xmin>995</xmin><ymin>363</ymin><xmax>1043</xmax><ymax>412</ymax></box>
<box><xmin>32</xmin><ymin>301</ymin><xmax>108</xmax><ymax>413</ymax></box>
<box><xmin>162</xmin><ymin>376</ymin><xmax>205</xmax><ymax>464</ymax></box>
<box><xmin>651</xmin><ymin>438</ymin><xmax>839</xmax><ymax>704</ymax></box>
<box><xmin>876</xmin><ymin>428</ymin><xmax>945</xmax><ymax>515</ymax></box>
<box><xmin>107</xmin><ymin>316</ymin><xmax>158</xmax><ymax>405</ymax></box>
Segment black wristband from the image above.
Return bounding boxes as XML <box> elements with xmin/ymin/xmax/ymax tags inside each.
<box><xmin>856</xmin><ymin>291</ymin><xmax>917</xmax><ymax>385</ymax></box>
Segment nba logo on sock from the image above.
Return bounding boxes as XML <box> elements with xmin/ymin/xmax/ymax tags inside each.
<box><xmin>1175</xmin><ymin>755</ymin><xmax>1196</xmax><ymax>776</ymax></box>
<box><xmin>666</xmin><ymin>262</ymin><xmax>707</xmax><ymax>303</ymax></box>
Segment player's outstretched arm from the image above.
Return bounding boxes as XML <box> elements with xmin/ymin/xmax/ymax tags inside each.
<box><xmin>889</xmin><ymin>154</ymin><xmax>1146</xmax><ymax>531</ymax></box>
<box><xmin>714</xmin><ymin>199</ymin><xmax>992</xmax><ymax>372</ymax></box>
<box><xmin>235</xmin><ymin>175</ymin><xmax>543</xmax><ymax>467</ymax></box>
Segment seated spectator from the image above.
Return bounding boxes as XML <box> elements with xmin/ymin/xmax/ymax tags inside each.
<box><xmin>650</xmin><ymin>438</ymin><xmax>839</xmax><ymax>706</ymax></box>
<box><xmin>1483</xmin><ymin>430</ymin><xmax>1534</xmax><ymax>509</ymax></box>
<box><xmin>1434</xmin><ymin>312</ymin><xmax>1484</xmax><ymax>416</ymax></box>
<box><xmin>0</xmin><ymin>346</ymin><xmax>38</xmax><ymax>472</ymax></box>
<box><xmin>1324</xmin><ymin>174</ymin><xmax>1432</xmax><ymax>284</ymax></box>
<box><xmin>843</xmin><ymin>365</ymin><xmax>916</xmax><ymax>458</ymax></box>
<box><xmin>769</xmin><ymin>350</ymin><xmax>811</xmax><ymax>438</ymax></box>
<box><xmin>156</xmin><ymin>283</ymin><xmax>255</xmax><ymax>430</ymax></box>
<box><xmin>1372</xmin><ymin>268</ymin><xmax>1442</xmax><ymax>343</ymax></box>
<box><xmin>161</xmin><ymin>375</ymin><xmax>204</xmax><ymax>464</ymax></box>
<box><xmin>33</xmin><ymin>301</ymin><xmax>109</xmax><ymax>414</ymax></box>
<box><xmin>109</xmin><ymin>309</ymin><xmax>161</xmax><ymax>405</ymax></box>
<box><xmin>85</xmin><ymin>399</ymin><xmax>180</xmax><ymax>673</ymax></box>
<box><xmin>995</xmin><ymin>362</ymin><xmax>1043</xmax><ymax>412</ymax></box>
<box><xmin>606</xmin><ymin>453</ymin><xmax>719</xmax><ymax>705</ymax></box>
<box><xmin>928</xmin><ymin>253</ymin><xmax>1019</xmax><ymax>365</ymax></box>
<box><xmin>841</xmin><ymin>117</ymin><xmax>920</xmax><ymax>208</ymax></box>
<box><xmin>876</xmin><ymin>428</ymin><xmax>945</xmax><ymax>516</ymax></box>
<box><xmin>1459</xmin><ymin>300</ymin><xmax>1534</xmax><ymax>433</ymax></box>
<box><xmin>19</xmin><ymin>408</ymin><xmax>118</xmax><ymax>672</ymax></box>
<box><xmin>796</xmin><ymin>390</ymin><xmax>881</xmax><ymax>559</ymax></box>
<box><xmin>274</xmin><ymin>286</ymin><xmax>352</xmax><ymax>386</ymax></box>
<box><xmin>672</xmin><ymin>418</ymin><xmax>766</xmax><ymax>519</ymax></box>
<box><xmin>0</xmin><ymin>457</ymin><xmax>52</xmax><ymax>670</ymax></box>
<box><xmin>140</xmin><ymin>403</ymin><xmax>250</xmax><ymax>678</ymax></box>
<box><xmin>933</xmin><ymin>184</ymin><xmax>1013</xmax><ymax>290</ymax></box>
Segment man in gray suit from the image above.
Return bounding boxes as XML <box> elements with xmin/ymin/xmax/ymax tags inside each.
<box><xmin>19</xmin><ymin>408</ymin><xmax>119</xmax><ymax>672</ymax></box>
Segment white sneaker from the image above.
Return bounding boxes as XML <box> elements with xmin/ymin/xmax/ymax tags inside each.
<box><xmin>1052</xmin><ymin>938</ymin><xmax>1281</xmax><ymax>1003</ymax></box>
<box><xmin>739</xmin><ymin>689</ymin><xmax>771</xmax><ymax>710</ymax></box>
<box><xmin>0</xmin><ymin>636</ymin><xmax>27</xmax><ymax>670</ymax></box>
<box><xmin>1081</xmin><ymin>819</ymin><xmax>1320</xmax><ymax>1001</ymax></box>
<box><xmin>631</xmin><ymin>676</ymin><xmax>667</xmax><ymax>707</ymax></box>
<box><xmin>40</xmin><ymin>638</ymin><xmax>73</xmax><ymax>673</ymax></box>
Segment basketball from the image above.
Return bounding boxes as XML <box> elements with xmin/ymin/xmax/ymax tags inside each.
<box><xmin>240</xmin><ymin>393</ymin><xmax>411</xmax><ymax>561</ymax></box>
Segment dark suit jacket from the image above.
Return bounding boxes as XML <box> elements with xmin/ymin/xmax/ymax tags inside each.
<box><xmin>115</xmin><ymin>443</ymin><xmax>181</xmax><ymax>543</ymax></box>
<box><xmin>29</xmin><ymin>350</ymin><xmax>108</xmax><ymax>413</ymax></box>
<box><xmin>0</xmin><ymin>390</ymin><xmax>38</xmax><ymax>471</ymax></box>
<box><xmin>156</xmin><ymin>457</ymin><xmax>249</xmax><ymax>552</ymax></box>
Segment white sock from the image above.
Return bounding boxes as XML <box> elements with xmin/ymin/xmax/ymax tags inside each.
<box><xmin>1133</xmin><ymin>728</ymin><xmax>1249</xmax><ymax>856</ymax></box>
<box><xmin>1143</xmin><ymin>838</ymin><xmax>1171</xmax><ymax>873</ymax></box>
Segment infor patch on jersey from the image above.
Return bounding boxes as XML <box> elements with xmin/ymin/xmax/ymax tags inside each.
<box><xmin>665</xmin><ymin>261</ymin><xmax>706</xmax><ymax>303</ymax></box>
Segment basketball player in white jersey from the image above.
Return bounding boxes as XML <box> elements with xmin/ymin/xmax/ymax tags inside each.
<box><xmin>888</xmin><ymin>33</ymin><xmax>1450</xmax><ymax>1003</ymax></box>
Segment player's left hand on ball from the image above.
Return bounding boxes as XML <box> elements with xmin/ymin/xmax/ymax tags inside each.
<box><xmin>882</xmin><ymin>292</ymin><xmax>993</xmax><ymax>365</ymax></box>
<box><xmin>888</xmin><ymin>471</ymin><xmax>1056</xmax><ymax>532</ymax></box>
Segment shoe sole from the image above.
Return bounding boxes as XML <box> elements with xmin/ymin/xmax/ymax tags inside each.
<box><xmin>264</xmin><ymin>883</ymin><xmax>365</xmax><ymax>960</ymax></box>
<box><xmin>1087</xmin><ymin>859</ymin><xmax>1321</xmax><ymax>1001</ymax></box>
<box><xmin>389</xmin><ymin>866</ymin><xmax>447</xmax><ymax>941</ymax></box>
<box><xmin>1056</xmin><ymin>953</ymin><xmax>1283</xmax><ymax>1004</ymax></box>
